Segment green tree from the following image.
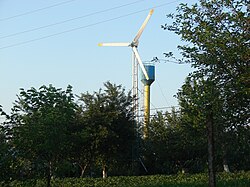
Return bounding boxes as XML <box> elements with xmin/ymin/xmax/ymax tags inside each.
<box><xmin>0</xmin><ymin>128</ymin><xmax>9</xmax><ymax>181</ymax></box>
<box><xmin>177</xmin><ymin>71</ymin><xmax>249</xmax><ymax>174</ymax></box>
<box><xmin>77</xmin><ymin>82</ymin><xmax>135</xmax><ymax>178</ymax></box>
<box><xmin>178</xmin><ymin>75</ymin><xmax>221</xmax><ymax>186</ymax></box>
<box><xmin>163</xmin><ymin>0</ymin><xmax>249</xmax><ymax>126</ymax></box>
<box><xmin>145</xmin><ymin>108</ymin><xmax>207</xmax><ymax>175</ymax></box>
<box><xmin>0</xmin><ymin>106</ymin><xmax>12</xmax><ymax>181</ymax></box>
<box><xmin>145</xmin><ymin>110</ymin><xmax>182</xmax><ymax>174</ymax></box>
<box><xmin>164</xmin><ymin>1</ymin><xmax>249</xmax><ymax>186</ymax></box>
<box><xmin>8</xmin><ymin>85</ymin><xmax>77</xmax><ymax>187</ymax></box>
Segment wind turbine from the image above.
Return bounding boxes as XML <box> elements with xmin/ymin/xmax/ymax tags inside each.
<box><xmin>98</xmin><ymin>9</ymin><xmax>154</xmax><ymax>137</ymax></box>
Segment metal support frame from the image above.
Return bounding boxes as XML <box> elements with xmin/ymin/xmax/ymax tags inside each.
<box><xmin>132</xmin><ymin>50</ymin><xmax>139</xmax><ymax>125</ymax></box>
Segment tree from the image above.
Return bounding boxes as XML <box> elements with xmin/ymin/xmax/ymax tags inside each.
<box><xmin>8</xmin><ymin>85</ymin><xmax>77</xmax><ymax>187</ymax></box>
<box><xmin>163</xmin><ymin>0</ymin><xmax>249</xmax><ymax>186</ymax></box>
<box><xmin>163</xmin><ymin>0</ymin><xmax>249</xmax><ymax>126</ymax></box>
<box><xmin>0</xmin><ymin>106</ymin><xmax>12</xmax><ymax>181</ymax></box>
<box><xmin>77</xmin><ymin>82</ymin><xmax>135</xmax><ymax>178</ymax></box>
<box><xmin>177</xmin><ymin>75</ymin><xmax>221</xmax><ymax>186</ymax></box>
<box><xmin>145</xmin><ymin>108</ymin><xmax>207</xmax><ymax>175</ymax></box>
<box><xmin>145</xmin><ymin>110</ymin><xmax>182</xmax><ymax>174</ymax></box>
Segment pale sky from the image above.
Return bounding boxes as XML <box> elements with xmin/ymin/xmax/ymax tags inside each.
<box><xmin>0</xmin><ymin>0</ymin><xmax>197</xmax><ymax>116</ymax></box>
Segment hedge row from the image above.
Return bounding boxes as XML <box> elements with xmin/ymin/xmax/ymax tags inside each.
<box><xmin>1</xmin><ymin>171</ymin><xmax>250</xmax><ymax>187</ymax></box>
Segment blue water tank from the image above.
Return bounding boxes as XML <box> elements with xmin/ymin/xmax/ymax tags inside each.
<box><xmin>141</xmin><ymin>64</ymin><xmax>155</xmax><ymax>85</ymax></box>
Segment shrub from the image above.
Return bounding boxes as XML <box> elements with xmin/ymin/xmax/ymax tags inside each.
<box><xmin>2</xmin><ymin>171</ymin><xmax>249</xmax><ymax>187</ymax></box>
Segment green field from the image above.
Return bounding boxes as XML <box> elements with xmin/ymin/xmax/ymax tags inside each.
<box><xmin>1</xmin><ymin>171</ymin><xmax>250</xmax><ymax>187</ymax></box>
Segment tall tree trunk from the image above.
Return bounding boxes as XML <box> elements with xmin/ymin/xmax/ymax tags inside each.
<box><xmin>223</xmin><ymin>158</ymin><xmax>230</xmax><ymax>173</ymax></box>
<box><xmin>102</xmin><ymin>164</ymin><xmax>107</xmax><ymax>178</ymax></box>
<box><xmin>207</xmin><ymin>110</ymin><xmax>216</xmax><ymax>187</ymax></box>
<box><xmin>46</xmin><ymin>161</ymin><xmax>52</xmax><ymax>187</ymax></box>
<box><xmin>79</xmin><ymin>163</ymin><xmax>88</xmax><ymax>177</ymax></box>
<box><xmin>222</xmin><ymin>144</ymin><xmax>230</xmax><ymax>173</ymax></box>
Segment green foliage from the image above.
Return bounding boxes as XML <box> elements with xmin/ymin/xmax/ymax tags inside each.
<box><xmin>76</xmin><ymin>82</ymin><xmax>135</xmax><ymax>177</ymax></box>
<box><xmin>164</xmin><ymin>0</ymin><xmax>249</xmax><ymax>128</ymax></box>
<box><xmin>6</xmin><ymin>85</ymin><xmax>77</xmax><ymax>185</ymax></box>
<box><xmin>1</xmin><ymin>1</ymin><xmax>249</xmax><ymax>181</ymax></box>
<box><xmin>3</xmin><ymin>172</ymin><xmax>250</xmax><ymax>187</ymax></box>
<box><xmin>1</xmin><ymin>82</ymin><xmax>136</xmax><ymax>181</ymax></box>
<box><xmin>163</xmin><ymin>0</ymin><xmax>250</xmax><ymax>173</ymax></box>
<box><xmin>145</xmin><ymin>109</ymin><xmax>207</xmax><ymax>175</ymax></box>
<box><xmin>0</xmin><ymin>126</ymin><xmax>11</xmax><ymax>181</ymax></box>
<box><xmin>1</xmin><ymin>79</ymin><xmax>249</xmax><ymax>182</ymax></box>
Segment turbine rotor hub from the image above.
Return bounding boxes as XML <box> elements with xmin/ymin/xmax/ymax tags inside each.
<box><xmin>130</xmin><ymin>40</ymin><xmax>139</xmax><ymax>48</ymax></box>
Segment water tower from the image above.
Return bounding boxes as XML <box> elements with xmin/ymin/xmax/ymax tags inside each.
<box><xmin>141</xmin><ymin>63</ymin><xmax>155</xmax><ymax>138</ymax></box>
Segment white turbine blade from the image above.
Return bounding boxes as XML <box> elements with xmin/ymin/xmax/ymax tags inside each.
<box><xmin>98</xmin><ymin>42</ymin><xmax>130</xmax><ymax>47</ymax></box>
<box><xmin>132</xmin><ymin>47</ymin><xmax>149</xmax><ymax>80</ymax></box>
<box><xmin>133</xmin><ymin>9</ymin><xmax>154</xmax><ymax>43</ymax></box>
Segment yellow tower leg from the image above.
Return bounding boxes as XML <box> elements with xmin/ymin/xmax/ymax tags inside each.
<box><xmin>144</xmin><ymin>84</ymin><xmax>150</xmax><ymax>138</ymax></box>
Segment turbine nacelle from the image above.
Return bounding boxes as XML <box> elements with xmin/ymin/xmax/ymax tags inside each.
<box><xmin>130</xmin><ymin>40</ymin><xmax>139</xmax><ymax>48</ymax></box>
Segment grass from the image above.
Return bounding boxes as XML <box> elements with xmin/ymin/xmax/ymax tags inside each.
<box><xmin>1</xmin><ymin>171</ymin><xmax>250</xmax><ymax>187</ymax></box>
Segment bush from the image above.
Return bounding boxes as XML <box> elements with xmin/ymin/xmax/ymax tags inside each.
<box><xmin>2</xmin><ymin>171</ymin><xmax>249</xmax><ymax>187</ymax></box>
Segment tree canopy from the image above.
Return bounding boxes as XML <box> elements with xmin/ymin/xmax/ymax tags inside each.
<box><xmin>162</xmin><ymin>0</ymin><xmax>249</xmax><ymax>185</ymax></box>
<box><xmin>163</xmin><ymin>0</ymin><xmax>249</xmax><ymax>127</ymax></box>
<box><xmin>8</xmin><ymin>85</ymin><xmax>77</xmax><ymax>186</ymax></box>
<box><xmin>0</xmin><ymin>0</ymin><xmax>249</xmax><ymax>184</ymax></box>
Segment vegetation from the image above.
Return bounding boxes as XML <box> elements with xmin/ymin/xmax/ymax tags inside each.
<box><xmin>0</xmin><ymin>0</ymin><xmax>249</xmax><ymax>186</ymax></box>
<box><xmin>1</xmin><ymin>172</ymin><xmax>249</xmax><ymax>187</ymax></box>
<box><xmin>161</xmin><ymin>0</ymin><xmax>249</xmax><ymax>186</ymax></box>
<box><xmin>0</xmin><ymin>82</ymin><xmax>136</xmax><ymax>186</ymax></box>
